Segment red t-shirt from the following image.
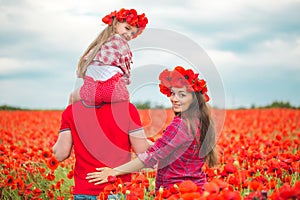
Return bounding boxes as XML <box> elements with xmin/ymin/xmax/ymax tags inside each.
<box><xmin>59</xmin><ymin>101</ymin><xmax>143</xmax><ymax>195</ymax></box>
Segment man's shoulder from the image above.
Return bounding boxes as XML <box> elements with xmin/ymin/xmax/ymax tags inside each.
<box><xmin>97</xmin><ymin>102</ymin><xmax>138</xmax><ymax>115</ymax></box>
<box><xmin>68</xmin><ymin>101</ymin><xmax>138</xmax><ymax>114</ymax></box>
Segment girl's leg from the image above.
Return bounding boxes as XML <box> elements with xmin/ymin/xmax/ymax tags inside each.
<box><xmin>69</xmin><ymin>87</ymin><xmax>81</xmax><ymax>104</ymax></box>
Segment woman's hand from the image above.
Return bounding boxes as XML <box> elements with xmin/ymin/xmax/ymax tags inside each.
<box><xmin>86</xmin><ymin>167</ymin><xmax>116</xmax><ymax>185</ymax></box>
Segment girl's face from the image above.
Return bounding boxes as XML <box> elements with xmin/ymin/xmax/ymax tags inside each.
<box><xmin>170</xmin><ymin>86</ymin><xmax>194</xmax><ymax>113</ymax></box>
<box><xmin>115</xmin><ymin>22</ymin><xmax>139</xmax><ymax>41</ymax></box>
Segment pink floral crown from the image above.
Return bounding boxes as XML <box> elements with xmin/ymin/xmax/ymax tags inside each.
<box><xmin>159</xmin><ymin>66</ymin><xmax>210</xmax><ymax>102</ymax></box>
<box><xmin>102</xmin><ymin>8</ymin><xmax>148</xmax><ymax>36</ymax></box>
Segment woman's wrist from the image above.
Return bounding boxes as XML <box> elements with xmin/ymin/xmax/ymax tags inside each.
<box><xmin>113</xmin><ymin>168</ymin><xmax>123</xmax><ymax>176</ymax></box>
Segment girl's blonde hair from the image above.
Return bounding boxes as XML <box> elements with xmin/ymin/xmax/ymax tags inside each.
<box><xmin>77</xmin><ymin>18</ymin><xmax>118</xmax><ymax>78</ymax></box>
<box><xmin>178</xmin><ymin>92</ymin><xmax>219</xmax><ymax>168</ymax></box>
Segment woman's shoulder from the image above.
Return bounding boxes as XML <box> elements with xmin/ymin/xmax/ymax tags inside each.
<box><xmin>164</xmin><ymin>116</ymin><xmax>194</xmax><ymax>139</ymax></box>
<box><xmin>169</xmin><ymin>116</ymin><xmax>187</xmax><ymax>129</ymax></box>
<box><xmin>173</xmin><ymin>116</ymin><xmax>185</xmax><ymax>123</ymax></box>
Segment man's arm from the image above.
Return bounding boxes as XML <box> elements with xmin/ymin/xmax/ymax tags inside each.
<box><xmin>52</xmin><ymin>130</ymin><xmax>73</xmax><ymax>162</ymax></box>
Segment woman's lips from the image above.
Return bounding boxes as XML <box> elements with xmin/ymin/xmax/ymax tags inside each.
<box><xmin>172</xmin><ymin>104</ymin><xmax>181</xmax><ymax>108</ymax></box>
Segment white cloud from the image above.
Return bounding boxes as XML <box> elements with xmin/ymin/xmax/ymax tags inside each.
<box><xmin>0</xmin><ymin>58</ymin><xmax>23</xmax><ymax>73</ymax></box>
<box><xmin>207</xmin><ymin>50</ymin><xmax>241</xmax><ymax>69</ymax></box>
<box><xmin>0</xmin><ymin>57</ymin><xmax>49</xmax><ymax>74</ymax></box>
<box><xmin>243</xmin><ymin>38</ymin><xmax>300</xmax><ymax>70</ymax></box>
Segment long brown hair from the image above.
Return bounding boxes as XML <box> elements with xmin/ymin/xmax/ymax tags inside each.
<box><xmin>77</xmin><ymin>18</ymin><xmax>118</xmax><ymax>78</ymax></box>
<box><xmin>178</xmin><ymin>91</ymin><xmax>219</xmax><ymax>168</ymax></box>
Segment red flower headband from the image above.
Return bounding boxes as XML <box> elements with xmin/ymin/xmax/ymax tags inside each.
<box><xmin>159</xmin><ymin>66</ymin><xmax>210</xmax><ymax>102</ymax></box>
<box><xmin>102</xmin><ymin>8</ymin><xmax>148</xmax><ymax>36</ymax></box>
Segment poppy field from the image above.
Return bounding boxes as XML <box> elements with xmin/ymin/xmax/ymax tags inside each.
<box><xmin>0</xmin><ymin>108</ymin><xmax>299</xmax><ymax>199</ymax></box>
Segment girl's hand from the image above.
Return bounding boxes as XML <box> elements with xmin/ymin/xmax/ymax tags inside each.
<box><xmin>86</xmin><ymin>167</ymin><xmax>116</xmax><ymax>185</ymax></box>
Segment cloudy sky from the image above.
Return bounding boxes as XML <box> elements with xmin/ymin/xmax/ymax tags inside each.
<box><xmin>1</xmin><ymin>0</ymin><xmax>299</xmax><ymax>109</ymax></box>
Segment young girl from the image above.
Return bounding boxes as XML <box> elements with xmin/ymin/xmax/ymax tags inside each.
<box><xmin>69</xmin><ymin>8</ymin><xmax>148</xmax><ymax>105</ymax></box>
<box><xmin>86</xmin><ymin>66</ymin><xmax>219</xmax><ymax>191</ymax></box>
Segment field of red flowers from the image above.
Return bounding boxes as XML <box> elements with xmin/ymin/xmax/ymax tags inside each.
<box><xmin>0</xmin><ymin>108</ymin><xmax>299</xmax><ymax>199</ymax></box>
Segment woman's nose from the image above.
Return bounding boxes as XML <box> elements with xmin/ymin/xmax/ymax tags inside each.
<box><xmin>170</xmin><ymin>95</ymin><xmax>178</xmax><ymax>102</ymax></box>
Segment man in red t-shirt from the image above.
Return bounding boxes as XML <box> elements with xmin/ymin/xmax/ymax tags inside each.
<box><xmin>52</xmin><ymin>101</ymin><xmax>150</xmax><ymax>198</ymax></box>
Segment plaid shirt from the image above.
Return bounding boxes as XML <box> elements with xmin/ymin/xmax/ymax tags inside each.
<box><xmin>138</xmin><ymin>116</ymin><xmax>207</xmax><ymax>191</ymax></box>
<box><xmin>91</xmin><ymin>34</ymin><xmax>132</xmax><ymax>76</ymax></box>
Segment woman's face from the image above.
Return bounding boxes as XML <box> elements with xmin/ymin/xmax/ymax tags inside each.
<box><xmin>115</xmin><ymin>22</ymin><xmax>139</xmax><ymax>41</ymax></box>
<box><xmin>170</xmin><ymin>86</ymin><xmax>194</xmax><ymax>113</ymax></box>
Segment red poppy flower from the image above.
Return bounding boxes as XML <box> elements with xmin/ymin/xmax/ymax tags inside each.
<box><xmin>102</xmin><ymin>8</ymin><xmax>148</xmax><ymax>29</ymax></box>
<box><xmin>170</xmin><ymin>70</ymin><xmax>186</xmax><ymax>88</ymax></box>
<box><xmin>5</xmin><ymin>175</ymin><xmax>14</xmax><ymax>186</ymax></box>
<box><xmin>175</xmin><ymin>66</ymin><xmax>198</xmax><ymax>85</ymax></box>
<box><xmin>47</xmin><ymin>156</ymin><xmax>59</xmax><ymax>171</ymax></box>
<box><xmin>159</xmin><ymin>84</ymin><xmax>171</xmax><ymax>97</ymax></box>
<box><xmin>126</xmin><ymin>193</ymin><xmax>139</xmax><ymax>200</ymax></box>
<box><xmin>41</xmin><ymin>150</ymin><xmax>51</xmax><ymax>159</ymax></box>
<box><xmin>159</xmin><ymin>69</ymin><xmax>172</xmax><ymax>88</ymax></box>
<box><xmin>102</xmin><ymin>11</ymin><xmax>116</xmax><ymax>25</ymax></box>
<box><xmin>135</xmin><ymin>174</ymin><xmax>147</xmax><ymax>183</ymax></box>
<box><xmin>67</xmin><ymin>170</ymin><xmax>74</xmax><ymax>179</ymax></box>
<box><xmin>108</xmin><ymin>175</ymin><xmax>118</xmax><ymax>183</ymax></box>
<box><xmin>181</xmin><ymin>192</ymin><xmax>202</xmax><ymax>200</ymax></box>
<box><xmin>277</xmin><ymin>183</ymin><xmax>300</xmax><ymax>199</ymax></box>
<box><xmin>122</xmin><ymin>181</ymin><xmax>133</xmax><ymax>193</ymax></box>
<box><xmin>104</xmin><ymin>184</ymin><xmax>117</xmax><ymax>193</ymax></box>
<box><xmin>47</xmin><ymin>190</ymin><xmax>55</xmax><ymax>199</ymax></box>
<box><xmin>33</xmin><ymin>187</ymin><xmax>42</xmax><ymax>197</ymax></box>
<box><xmin>137</xmin><ymin>13</ymin><xmax>148</xmax><ymax>28</ymax></box>
<box><xmin>55</xmin><ymin>180</ymin><xmax>62</xmax><ymax>190</ymax></box>
<box><xmin>178</xmin><ymin>180</ymin><xmax>198</xmax><ymax>194</ymax></box>
<box><xmin>224</xmin><ymin>163</ymin><xmax>237</xmax><ymax>174</ymax></box>
<box><xmin>167</xmin><ymin>194</ymin><xmax>181</xmax><ymax>200</ymax></box>
<box><xmin>174</xmin><ymin>66</ymin><xmax>185</xmax><ymax>74</ymax></box>
<box><xmin>69</xmin><ymin>185</ymin><xmax>74</xmax><ymax>195</ymax></box>
<box><xmin>169</xmin><ymin>184</ymin><xmax>179</xmax><ymax>194</ymax></box>
<box><xmin>46</xmin><ymin>172</ymin><xmax>55</xmax><ymax>181</ymax></box>
<box><xmin>203</xmin><ymin>93</ymin><xmax>210</xmax><ymax>102</ymax></box>
<box><xmin>249</xmin><ymin>180</ymin><xmax>263</xmax><ymax>191</ymax></box>
<box><xmin>156</xmin><ymin>188</ymin><xmax>171</xmax><ymax>199</ymax></box>
<box><xmin>125</xmin><ymin>10</ymin><xmax>138</xmax><ymax>26</ymax></box>
<box><xmin>158</xmin><ymin>66</ymin><xmax>210</xmax><ymax>101</ymax></box>
<box><xmin>14</xmin><ymin>178</ymin><xmax>24</xmax><ymax>190</ymax></box>
<box><xmin>193</xmin><ymin>79</ymin><xmax>206</xmax><ymax>93</ymax></box>
<box><xmin>204</xmin><ymin>181</ymin><xmax>219</xmax><ymax>194</ymax></box>
<box><xmin>295</xmin><ymin>180</ymin><xmax>300</xmax><ymax>191</ymax></box>
<box><xmin>211</xmin><ymin>179</ymin><xmax>228</xmax><ymax>191</ymax></box>
<box><xmin>222</xmin><ymin>190</ymin><xmax>242</xmax><ymax>200</ymax></box>
<box><xmin>131</xmin><ymin>187</ymin><xmax>145</xmax><ymax>199</ymax></box>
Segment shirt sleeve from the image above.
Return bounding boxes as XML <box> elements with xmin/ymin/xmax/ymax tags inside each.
<box><xmin>59</xmin><ymin>105</ymin><xmax>72</xmax><ymax>133</ymax></box>
<box><xmin>95</xmin><ymin>34</ymin><xmax>132</xmax><ymax>75</ymax></box>
<box><xmin>138</xmin><ymin>117</ymin><xmax>194</xmax><ymax>168</ymax></box>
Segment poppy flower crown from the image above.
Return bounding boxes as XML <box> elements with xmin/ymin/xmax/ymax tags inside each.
<box><xmin>159</xmin><ymin>66</ymin><xmax>210</xmax><ymax>102</ymax></box>
<box><xmin>102</xmin><ymin>8</ymin><xmax>148</xmax><ymax>36</ymax></box>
